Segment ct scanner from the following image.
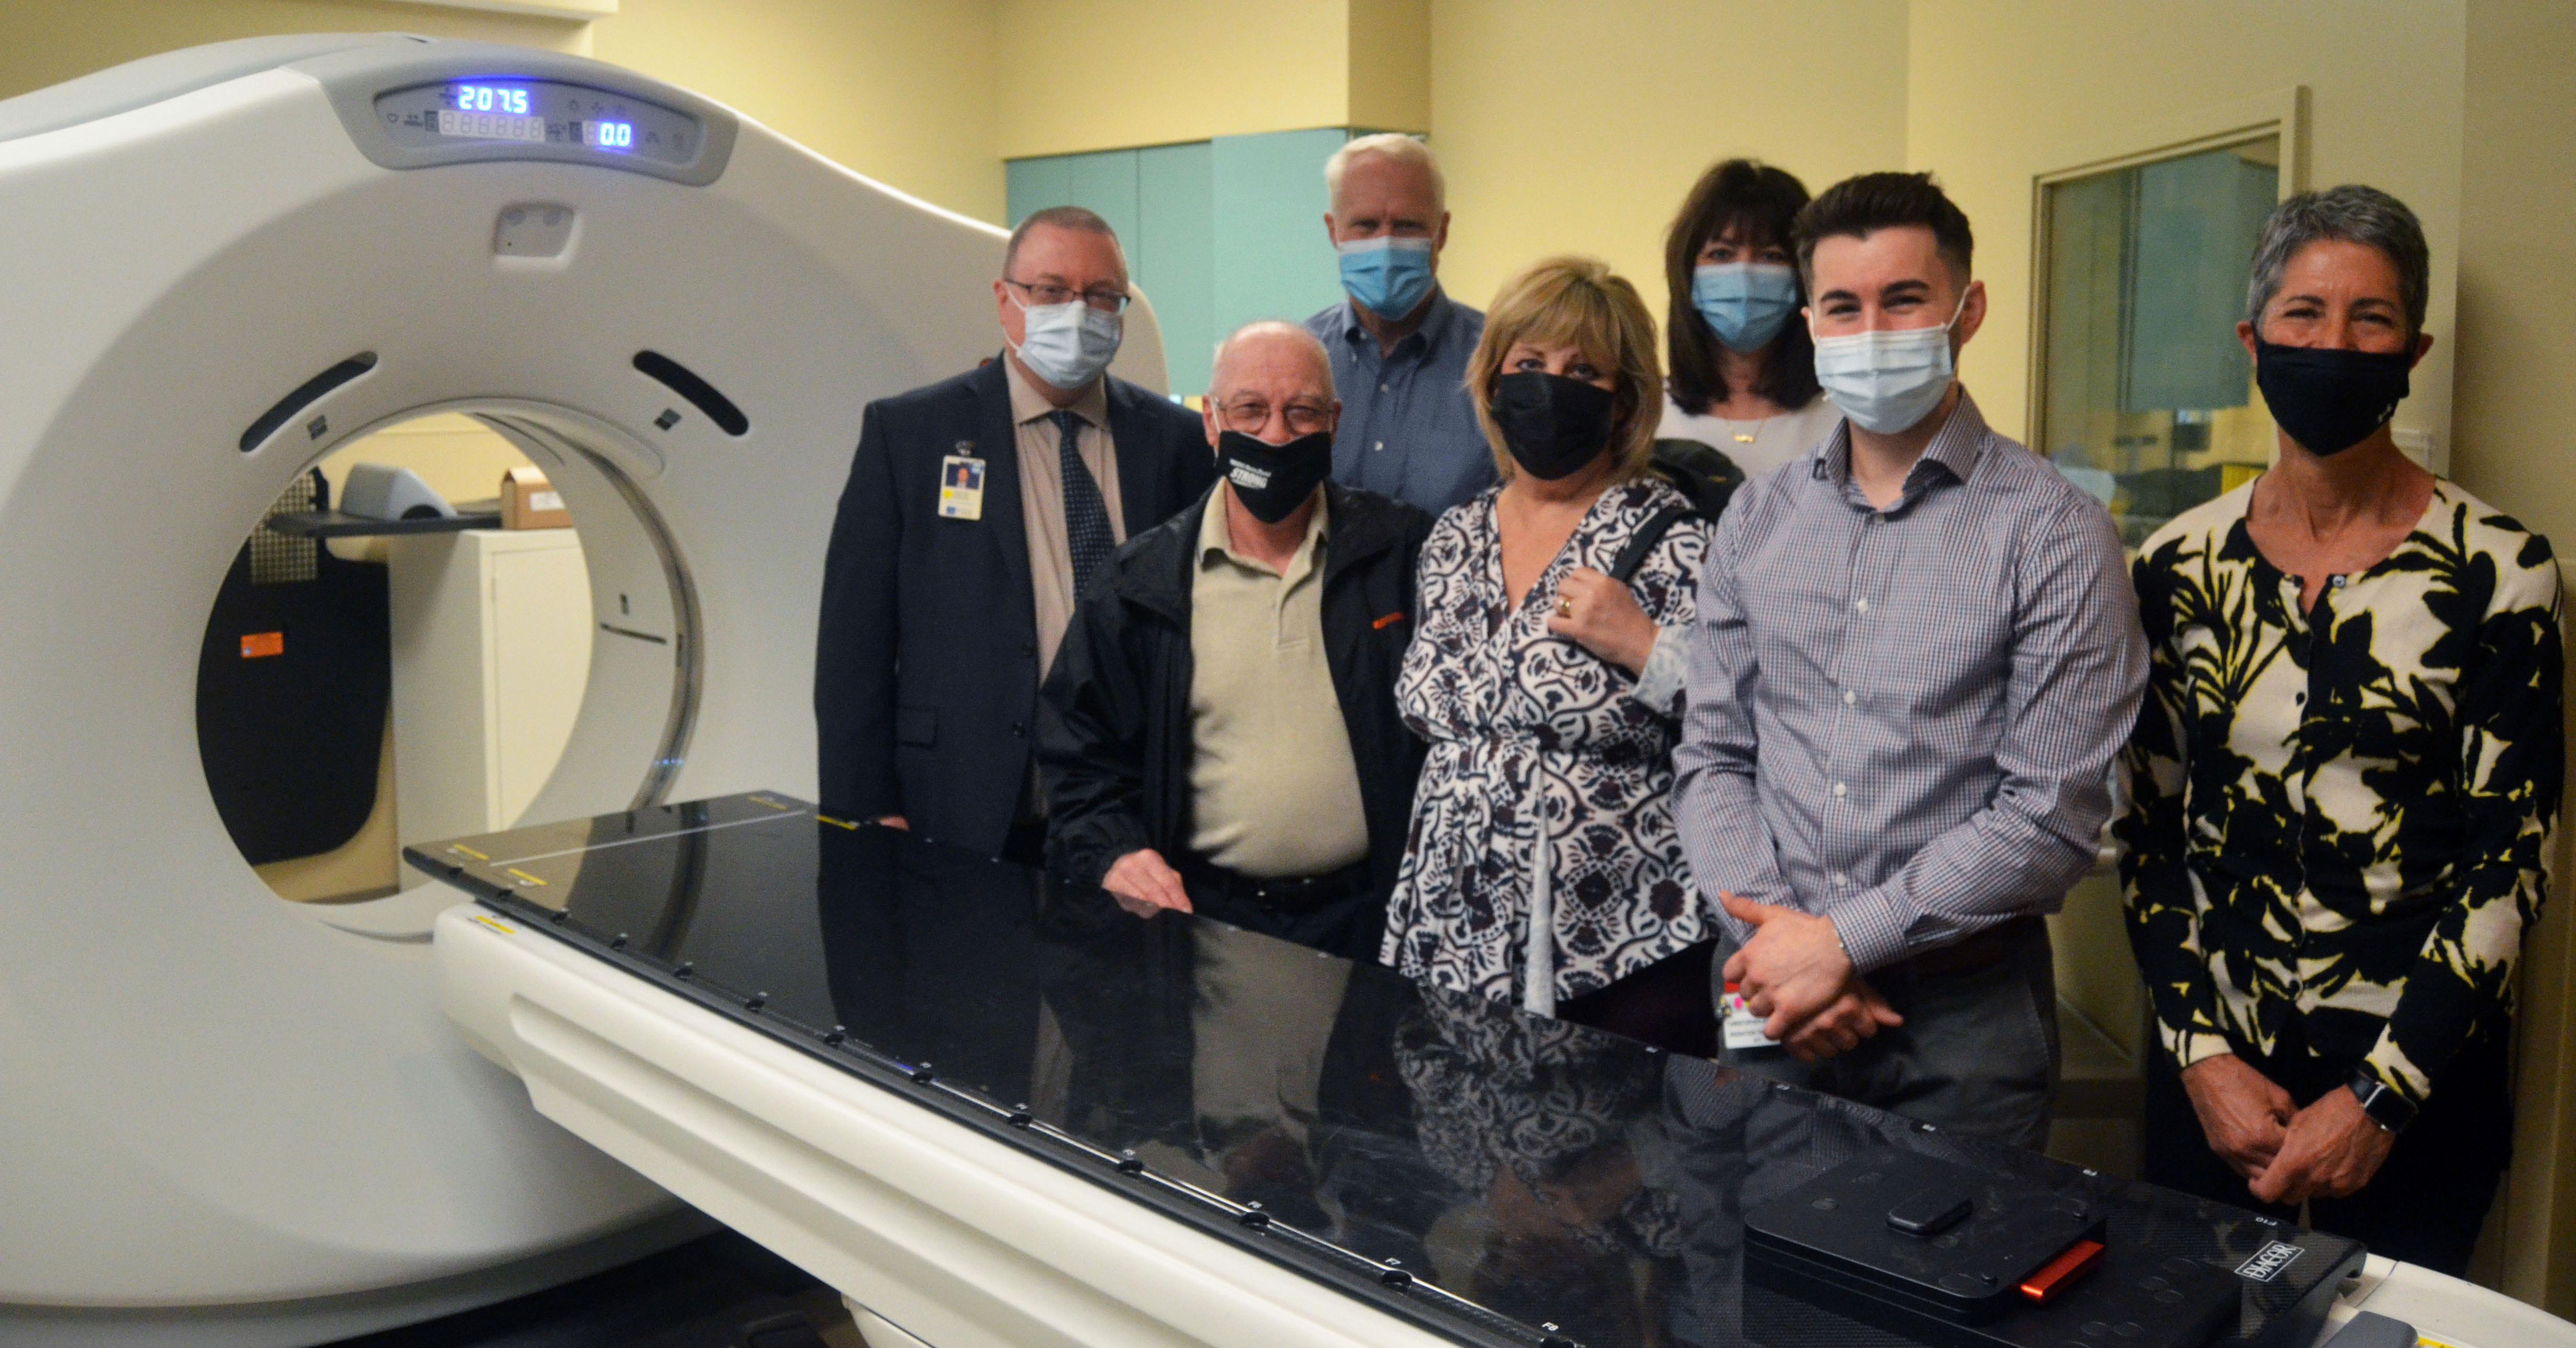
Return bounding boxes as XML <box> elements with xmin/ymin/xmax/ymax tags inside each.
<box><xmin>1</xmin><ymin>32</ymin><xmax>2569</xmax><ymax>1348</ymax></box>
<box><xmin>0</xmin><ymin>32</ymin><xmax>1168</xmax><ymax>1344</ymax></box>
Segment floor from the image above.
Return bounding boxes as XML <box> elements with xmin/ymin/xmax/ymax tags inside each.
<box><xmin>320</xmin><ymin>1230</ymin><xmax>869</xmax><ymax>1348</ymax></box>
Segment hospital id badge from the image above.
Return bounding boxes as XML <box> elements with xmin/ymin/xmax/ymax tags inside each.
<box><xmin>938</xmin><ymin>452</ymin><xmax>986</xmax><ymax>520</ymax></box>
<box><xmin>1722</xmin><ymin>982</ymin><xmax>1782</xmax><ymax>1052</ymax></box>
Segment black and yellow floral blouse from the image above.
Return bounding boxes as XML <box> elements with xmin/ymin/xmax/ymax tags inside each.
<box><xmin>2119</xmin><ymin>479</ymin><xmax>2561</xmax><ymax>1113</ymax></box>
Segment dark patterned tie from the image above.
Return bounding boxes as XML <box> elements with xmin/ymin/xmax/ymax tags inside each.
<box><xmin>1052</xmin><ymin>408</ymin><xmax>1115</xmax><ymax>597</ymax></box>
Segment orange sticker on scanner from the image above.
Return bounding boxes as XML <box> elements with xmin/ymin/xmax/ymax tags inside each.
<box><xmin>240</xmin><ymin>631</ymin><xmax>284</xmax><ymax>658</ymax></box>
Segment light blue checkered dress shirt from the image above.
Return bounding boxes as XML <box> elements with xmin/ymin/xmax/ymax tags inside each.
<box><xmin>1672</xmin><ymin>391</ymin><xmax>2148</xmax><ymax>972</ymax></box>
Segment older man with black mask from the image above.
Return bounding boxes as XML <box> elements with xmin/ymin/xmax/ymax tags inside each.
<box><xmin>1039</xmin><ymin>321</ymin><xmax>1431</xmax><ymax>960</ymax></box>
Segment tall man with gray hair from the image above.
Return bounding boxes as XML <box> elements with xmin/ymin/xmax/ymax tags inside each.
<box><xmin>1040</xmin><ymin>321</ymin><xmax>1432</xmax><ymax>959</ymax></box>
<box><xmin>1304</xmin><ymin>134</ymin><xmax>1494</xmax><ymax>517</ymax></box>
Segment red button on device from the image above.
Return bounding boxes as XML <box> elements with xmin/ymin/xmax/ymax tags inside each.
<box><xmin>2018</xmin><ymin>1238</ymin><xmax>2105</xmax><ymax>1304</ymax></box>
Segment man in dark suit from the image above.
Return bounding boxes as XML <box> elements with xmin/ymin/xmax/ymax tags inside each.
<box><xmin>816</xmin><ymin>206</ymin><xmax>1214</xmax><ymax>864</ymax></box>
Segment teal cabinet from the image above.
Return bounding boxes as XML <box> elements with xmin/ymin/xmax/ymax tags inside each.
<box><xmin>1210</xmin><ymin>128</ymin><xmax>1350</xmax><ymax>374</ymax></box>
<box><xmin>1062</xmin><ymin>149</ymin><xmax>1140</xmax><ymax>254</ymax></box>
<box><xmin>1003</xmin><ymin>157</ymin><xmax>1069</xmax><ymax>228</ymax></box>
<box><xmin>1135</xmin><ymin>142</ymin><xmax>1215</xmax><ymax>399</ymax></box>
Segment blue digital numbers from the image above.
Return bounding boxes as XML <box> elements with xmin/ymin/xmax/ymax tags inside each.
<box><xmin>397</xmin><ymin>80</ymin><xmax>686</xmax><ymax>160</ymax></box>
<box><xmin>455</xmin><ymin>85</ymin><xmax>531</xmax><ymax>116</ymax></box>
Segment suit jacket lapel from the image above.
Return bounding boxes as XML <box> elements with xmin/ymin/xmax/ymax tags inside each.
<box><xmin>969</xmin><ymin>358</ymin><xmax>1034</xmax><ymax>624</ymax></box>
<box><xmin>1105</xmin><ymin>379</ymin><xmax>1168</xmax><ymax>536</ymax></box>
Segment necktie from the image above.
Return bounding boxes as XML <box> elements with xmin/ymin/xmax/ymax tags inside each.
<box><xmin>1053</xmin><ymin>408</ymin><xmax>1115</xmax><ymax>597</ymax></box>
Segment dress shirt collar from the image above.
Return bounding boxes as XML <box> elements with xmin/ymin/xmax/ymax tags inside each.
<box><xmin>1327</xmin><ymin>285</ymin><xmax>1460</xmax><ymax>362</ymax></box>
<box><xmin>1003</xmin><ymin>352</ymin><xmax>1109</xmax><ymax>429</ymax></box>
<box><xmin>1811</xmin><ymin>386</ymin><xmax>1994</xmax><ymax>505</ymax></box>
<box><xmin>1198</xmin><ymin>483</ymin><xmax>1330</xmax><ymax>581</ymax></box>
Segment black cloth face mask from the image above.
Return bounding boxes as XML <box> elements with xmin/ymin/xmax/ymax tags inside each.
<box><xmin>2253</xmin><ymin>337</ymin><xmax>2412</xmax><ymax>457</ymax></box>
<box><xmin>1216</xmin><ymin>429</ymin><xmax>1333</xmax><ymax>523</ymax></box>
<box><xmin>1491</xmin><ymin>371</ymin><xmax>1617</xmax><ymax>480</ymax></box>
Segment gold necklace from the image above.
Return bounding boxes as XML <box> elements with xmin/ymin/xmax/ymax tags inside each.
<box><xmin>1720</xmin><ymin>416</ymin><xmax>1760</xmax><ymax>444</ymax></box>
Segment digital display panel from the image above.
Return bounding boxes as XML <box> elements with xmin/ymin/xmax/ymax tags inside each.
<box><xmin>456</xmin><ymin>84</ymin><xmax>529</xmax><ymax>114</ymax></box>
<box><xmin>372</xmin><ymin>78</ymin><xmax>703</xmax><ymax>169</ymax></box>
<box><xmin>576</xmin><ymin>120</ymin><xmax>635</xmax><ymax>150</ymax></box>
<box><xmin>438</xmin><ymin>108</ymin><xmax>545</xmax><ymax>143</ymax></box>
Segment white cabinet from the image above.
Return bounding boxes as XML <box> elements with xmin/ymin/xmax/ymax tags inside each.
<box><xmin>388</xmin><ymin>529</ymin><xmax>593</xmax><ymax>870</ymax></box>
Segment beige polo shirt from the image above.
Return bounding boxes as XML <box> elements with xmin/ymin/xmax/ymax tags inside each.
<box><xmin>1005</xmin><ymin>358</ymin><xmax>1128</xmax><ymax>682</ymax></box>
<box><xmin>1186</xmin><ymin>487</ymin><xmax>1370</xmax><ymax>878</ymax></box>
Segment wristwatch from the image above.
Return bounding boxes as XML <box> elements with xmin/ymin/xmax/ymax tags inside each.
<box><xmin>2347</xmin><ymin>1071</ymin><xmax>2414</xmax><ymax>1134</ymax></box>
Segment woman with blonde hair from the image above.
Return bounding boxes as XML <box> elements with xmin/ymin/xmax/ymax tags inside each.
<box><xmin>1384</xmin><ymin>255</ymin><xmax>1716</xmax><ymax>1054</ymax></box>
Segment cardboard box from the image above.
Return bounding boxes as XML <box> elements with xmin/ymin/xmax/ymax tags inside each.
<box><xmin>501</xmin><ymin>466</ymin><xmax>571</xmax><ymax>529</ymax></box>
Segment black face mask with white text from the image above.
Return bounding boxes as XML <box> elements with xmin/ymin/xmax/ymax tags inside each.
<box><xmin>2252</xmin><ymin>338</ymin><xmax>2412</xmax><ymax>457</ymax></box>
<box><xmin>1490</xmin><ymin>371</ymin><xmax>1616</xmax><ymax>480</ymax></box>
<box><xmin>1216</xmin><ymin>430</ymin><xmax>1333</xmax><ymax>523</ymax></box>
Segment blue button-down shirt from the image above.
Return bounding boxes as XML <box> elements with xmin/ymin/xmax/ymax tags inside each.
<box><xmin>1671</xmin><ymin>391</ymin><xmax>2147</xmax><ymax>972</ymax></box>
<box><xmin>1305</xmin><ymin>289</ymin><xmax>1495</xmax><ymax>517</ymax></box>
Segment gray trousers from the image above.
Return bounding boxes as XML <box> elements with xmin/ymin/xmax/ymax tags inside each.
<box><xmin>1714</xmin><ymin>918</ymin><xmax>2060</xmax><ymax>1150</ymax></box>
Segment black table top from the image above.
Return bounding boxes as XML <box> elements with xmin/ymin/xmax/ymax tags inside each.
<box><xmin>264</xmin><ymin>502</ymin><xmax>503</xmax><ymax>537</ymax></box>
<box><xmin>410</xmin><ymin>793</ymin><xmax>2360</xmax><ymax>1348</ymax></box>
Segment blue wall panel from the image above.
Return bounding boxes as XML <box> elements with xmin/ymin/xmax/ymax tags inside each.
<box><xmin>1211</xmin><ymin>128</ymin><xmax>1350</xmax><ymax>350</ymax></box>
<box><xmin>1063</xmin><ymin>149</ymin><xmax>1141</xmax><ymax>259</ymax></box>
<box><xmin>1137</xmin><ymin>141</ymin><xmax>1216</xmax><ymax>397</ymax></box>
<box><xmin>1004</xmin><ymin>157</ymin><xmax>1070</xmax><ymax>229</ymax></box>
<box><xmin>1008</xmin><ymin>151</ymin><xmax>1140</xmax><ymax>261</ymax></box>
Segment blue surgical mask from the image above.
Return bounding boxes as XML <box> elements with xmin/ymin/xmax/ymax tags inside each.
<box><xmin>1692</xmin><ymin>262</ymin><xmax>1800</xmax><ymax>351</ymax></box>
<box><xmin>1009</xmin><ymin>292</ymin><xmax>1121</xmax><ymax>390</ymax></box>
<box><xmin>1337</xmin><ymin>236</ymin><xmax>1436</xmax><ymax>320</ymax></box>
<box><xmin>1811</xmin><ymin>292</ymin><xmax>1969</xmax><ymax>434</ymax></box>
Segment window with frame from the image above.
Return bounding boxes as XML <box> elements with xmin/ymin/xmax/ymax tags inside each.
<box><xmin>2038</xmin><ymin>136</ymin><xmax>2280</xmax><ymax>547</ymax></box>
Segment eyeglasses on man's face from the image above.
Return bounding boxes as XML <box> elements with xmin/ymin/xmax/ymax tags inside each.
<box><xmin>1004</xmin><ymin>277</ymin><xmax>1131</xmax><ymax>313</ymax></box>
<box><xmin>1216</xmin><ymin>398</ymin><xmax>1333</xmax><ymax>438</ymax></box>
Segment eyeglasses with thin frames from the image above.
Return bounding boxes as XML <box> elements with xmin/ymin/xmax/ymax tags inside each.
<box><xmin>1003</xmin><ymin>277</ymin><xmax>1131</xmax><ymax>314</ymax></box>
<box><xmin>1215</xmin><ymin>398</ymin><xmax>1332</xmax><ymax>438</ymax></box>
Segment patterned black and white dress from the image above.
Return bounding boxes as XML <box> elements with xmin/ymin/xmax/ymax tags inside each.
<box><xmin>2121</xmin><ymin>479</ymin><xmax>2561</xmax><ymax>1115</ymax></box>
<box><xmin>1384</xmin><ymin>476</ymin><xmax>1713</xmax><ymax>1008</ymax></box>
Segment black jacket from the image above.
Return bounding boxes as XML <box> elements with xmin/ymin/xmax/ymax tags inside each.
<box><xmin>1037</xmin><ymin>481</ymin><xmax>1432</xmax><ymax>898</ymax></box>
<box><xmin>815</xmin><ymin>358</ymin><xmax>1214</xmax><ymax>854</ymax></box>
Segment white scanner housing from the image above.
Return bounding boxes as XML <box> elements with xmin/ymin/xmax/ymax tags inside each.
<box><xmin>0</xmin><ymin>33</ymin><xmax>1166</xmax><ymax>1344</ymax></box>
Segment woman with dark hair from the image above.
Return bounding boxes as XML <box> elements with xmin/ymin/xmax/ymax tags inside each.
<box><xmin>1657</xmin><ymin>158</ymin><xmax>1836</xmax><ymax>478</ymax></box>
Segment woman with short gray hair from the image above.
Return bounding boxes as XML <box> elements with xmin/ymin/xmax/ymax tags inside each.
<box><xmin>2118</xmin><ymin>184</ymin><xmax>2562</xmax><ymax>1273</ymax></box>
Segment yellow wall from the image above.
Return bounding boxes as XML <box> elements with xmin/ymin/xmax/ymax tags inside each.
<box><xmin>2457</xmin><ymin>0</ymin><xmax>2576</xmax><ymax>1317</ymax></box>
<box><xmin>1427</xmin><ymin>0</ymin><xmax>1909</xmax><ymax>325</ymax></box>
<box><xmin>592</xmin><ymin>0</ymin><xmax>1003</xmax><ymax>223</ymax></box>
<box><xmin>0</xmin><ymin>0</ymin><xmax>1007</xmax><ymax>225</ymax></box>
<box><xmin>1348</xmin><ymin>0</ymin><xmax>1431</xmax><ymax>133</ymax></box>
<box><xmin>994</xmin><ymin>0</ymin><xmax>1354</xmax><ymax>159</ymax></box>
<box><xmin>0</xmin><ymin>1</ymin><xmax>586</xmax><ymax>97</ymax></box>
<box><xmin>1905</xmin><ymin>0</ymin><xmax>2467</xmax><ymax>452</ymax></box>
